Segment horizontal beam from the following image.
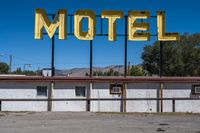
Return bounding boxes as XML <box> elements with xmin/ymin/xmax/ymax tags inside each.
<box><xmin>43</xmin><ymin>33</ymin><xmax>158</xmax><ymax>37</ymax></box>
<box><xmin>1</xmin><ymin>76</ymin><xmax>200</xmax><ymax>83</ymax></box>
<box><xmin>47</xmin><ymin>14</ymin><xmax>157</xmax><ymax>18</ymax></box>
<box><xmin>0</xmin><ymin>98</ymin><xmax>200</xmax><ymax>101</ymax></box>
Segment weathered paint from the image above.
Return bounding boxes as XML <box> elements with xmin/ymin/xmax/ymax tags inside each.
<box><xmin>163</xmin><ymin>83</ymin><xmax>200</xmax><ymax>113</ymax></box>
<box><xmin>126</xmin><ymin>83</ymin><xmax>159</xmax><ymax>112</ymax></box>
<box><xmin>52</xmin><ymin>82</ymin><xmax>89</xmax><ymax>111</ymax></box>
<box><xmin>91</xmin><ymin>83</ymin><xmax>121</xmax><ymax>112</ymax></box>
<box><xmin>0</xmin><ymin>82</ymin><xmax>49</xmax><ymax>111</ymax></box>
<box><xmin>0</xmin><ymin>81</ymin><xmax>199</xmax><ymax>112</ymax></box>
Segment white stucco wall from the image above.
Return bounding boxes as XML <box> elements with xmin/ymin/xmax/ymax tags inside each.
<box><xmin>0</xmin><ymin>82</ymin><xmax>49</xmax><ymax>111</ymax></box>
<box><xmin>52</xmin><ymin>83</ymin><xmax>89</xmax><ymax>111</ymax></box>
<box><xmin>91</xmin><ymin>83</ymin><xmax>121</xmax><ymax>112</ymax></box>
<box><xmin>163</xmin><ymin>83</ymin><xmax>200</xmax><ymax>113</ymax></box>
<box><xmin>0</xmin><ymin>81</ymin><xmax>200</xmax><ymax>112</ymax></box>
<box><xmin>126</xmin><ymin>83</ymin><xmax>159</xmax><ymax>112</ymax></box>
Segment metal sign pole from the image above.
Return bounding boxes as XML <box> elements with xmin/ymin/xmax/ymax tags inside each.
<box><xmin>90</xmin><ymin>40</ymin><xmax>93</xmax><ymax>77</ymax></box>
<box><xmin>124</xmin><ymin>16</ymin><xmax>128</xmax><ymax>78</ymax></box>
<box><xmin>159</xmin><ymin>41</ymin><xmax>163</xmax><ymax>112</ymax></box>
<box><xmin>51</xmin><ymin>15</ymin><xmax>55</xmax><ymax>77</ymax></box>
<box><xmin>43</xmin><ymin>13</ymin><xmax>159</xmax><ymax>78</ymax></box>
<box><xmin>160</xmin><ymin>41</ymin><xmax>163</xmax><ymax>77</ymax></box>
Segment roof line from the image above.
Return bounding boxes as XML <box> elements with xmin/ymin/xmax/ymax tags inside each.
<box><xmin>0</xmin><ymin>76</ymin><xmax>200</xmax><ymax>83</ymax></box>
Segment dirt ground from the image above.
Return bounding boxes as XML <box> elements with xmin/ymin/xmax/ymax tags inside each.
<box><xmin>0</xmin><ymin>112</ymin><xmax>200</xmax><ymax>133</ymax></box>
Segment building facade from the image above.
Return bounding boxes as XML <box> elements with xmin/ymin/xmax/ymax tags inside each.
<box><xmin>0</xmin><ymin>76</ymin><xmax>200</xmax><ymax>113</ymax></box>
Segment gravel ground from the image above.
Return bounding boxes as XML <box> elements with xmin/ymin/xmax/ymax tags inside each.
<box><xmin>0</xmin><ymin>112</ymin><xmax>200</xmax><ymax>133</ymax></box>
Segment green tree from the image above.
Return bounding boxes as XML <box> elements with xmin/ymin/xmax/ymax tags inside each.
<box><xmin>92</xmin><ymin>69</ymin><xmax>121</xmax><ymax>76</ymax></box>
<box><xmin>22</xmin><ymin>70</ymin><xmax>37</xmax><ymax>76</ymax></box>
<box><xmin>130</xmin><ymin>66</ymin><xmax>145</xmax><ymax>76</ymax></box>
<box><xmin>12</xmin><ymin>67</ymin><xmax>39</xmax><ymax>76</ymax></box>
<box><xmin>108</xmin><ymin>68</ymin><xmax>114</xmax><ymax>76</ymax></box>
<box><xmin>15</xmin><ymin>67</ymin><xmax>23</xmax><ymax>74</ymax></box>
<box><xmin>97</xmin><ymin>71</ymin><xmax>103</xmax><ymax>76</ymax></box>
<box><xmin>85</xmin><ymin>72</ymin><xmax>89</xmax><ymax>76</ymax></box>
<box><xmin>104</xmin><ymin>68</ymin><xmax>120</xmax><ymax>76</ymax></box>
<box><xmin>142</xmin><ymin>33</ymin><xmax>200</xmax><ymax>76</ymax></box>
<box><xmin>114</xmin><ymin>71</ymin><xmax>120</xmax><ymax>76</ymax></box>
<box><xmin>0</xmin><ymin>62</ymin><xmax>9</xmax><ymax>74</ymax></box>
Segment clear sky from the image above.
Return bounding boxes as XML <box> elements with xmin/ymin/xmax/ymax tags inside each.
<box><xmin>0</xmin><ymin>0</ymin><xmax>200</xmax><ymax>71</ymax></box>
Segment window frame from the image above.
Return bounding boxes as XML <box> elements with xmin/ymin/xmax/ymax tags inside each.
<box><xmin>36</xmin><ymin>86</ymin><xmax>48</xmax><ymax>97</ymax></box>
<box><xmin>192</xmin><ymin>85</ymin><xmax>200</xmax><ymax>95</ymax></box>
<box><xmin>110</xmin><ymin>83</ymin><xmax>123</xmax><ymax>95</ymax></box>
<box><xmin>75</xmin><ymin>86</ymin><xmax>86</xmax><ymax>97</ymax></box>
<box><xmin>0</xmin><ymin>100</ymin><xmax>1</xmax><ymax>111</ymax></box>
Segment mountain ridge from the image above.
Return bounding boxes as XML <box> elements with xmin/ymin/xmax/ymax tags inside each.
<box><xmin>55</xmin><ymin>65</ymin><xmax>125</xmax><ymax>76</ymax></box>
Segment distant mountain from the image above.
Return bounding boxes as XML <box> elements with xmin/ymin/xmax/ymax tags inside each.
<box><xmin>55</xmin><ymin>65</ymin><xmax>124</xmax><ymax>76</ymax></box>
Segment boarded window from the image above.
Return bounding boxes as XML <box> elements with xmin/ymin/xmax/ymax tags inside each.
<box><xmin>75</xmin><ymin>86</ymin><xmax>86</xmax><ymax>97</ymax></box>
<box><xmin>110</xmin><ymin>84</ymin><xmax>123</xmax><ymax>94</ymax></box>
<box><xmin>37</xmin><ymin>86</ymin><xmax>47</xmax><ymax>96</ymax></box>
<box><xmin>192</xmin><ymin>85</ymin><xmax>200</xmax><ymax>95</ymax></box>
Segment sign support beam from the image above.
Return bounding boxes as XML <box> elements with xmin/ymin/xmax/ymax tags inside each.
<box><xmin>90</xmin><ymin>40</ymin><xmax>93</xmax><ymax>77</ymax></box>
<box><xmin>159</xmin><ymin>41</ymin><xmax>163</xmax><ymax>112</ymax></box>
<box><xmin>51</xmin><ymin>14</ymin><xmax>55</xmax><ymax>77</ymax></box>
<box><xmin>124</xmin><ymin>16</ymin><xmax>128</xmax><ymax>78</ymax></box>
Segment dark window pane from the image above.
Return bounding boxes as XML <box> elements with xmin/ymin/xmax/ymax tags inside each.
<box><xmin>75</xmin><ymin>86</ymin><xmax>86</xmax><ymax>97</ymax></box>
<box><xmin>37</xmin><ymin>86</ymin><xmax>47</xmax><ymax>96</ymax></box>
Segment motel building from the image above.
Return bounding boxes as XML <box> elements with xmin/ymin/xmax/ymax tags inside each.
<box><xmin>0</xmin><ymin>10</ymin><xmax>198</xmax><ymax>113</ymax></box>
<box><xmin>0</xmin><ymin>75</ymin><xmax>200</xmax><ymax>113</ymax></box>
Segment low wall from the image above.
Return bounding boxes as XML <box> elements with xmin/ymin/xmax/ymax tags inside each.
<box><xmin>0</xmin><ymin>77</ymin><xmax>200</xmax><ymax>112</ymax></box>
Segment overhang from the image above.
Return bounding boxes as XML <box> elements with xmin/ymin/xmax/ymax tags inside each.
<box><xmin>0</xmin><ymin>76</ymin><xmax>200</xmax><ymax>83</ymax></box>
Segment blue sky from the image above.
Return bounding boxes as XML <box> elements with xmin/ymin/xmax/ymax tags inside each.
<box><xmin>0</xmin><ymin>0</ymin><xmax>200</xmax><ymax>70</ymax></box>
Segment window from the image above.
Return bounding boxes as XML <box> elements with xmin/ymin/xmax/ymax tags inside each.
<box><xmin>75</xmin><ymin>86</ymin><xmax>86</xmax><ymax>97</ymax></box>
<box><xmin>37</xmin><ymin>86</ymin><xmax>47</xmax><ymax>96</ymax></box>
<box><xmin>192</xmin><ymin>85</ymin><xmax>200</xmax><ymax>95</ymax></box>
<box><xmin>110</xmin><ymin>84</ymin><xmax>123</xmax><ymax>94</ymax></box>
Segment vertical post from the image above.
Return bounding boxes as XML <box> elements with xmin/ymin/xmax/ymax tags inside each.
<box><xmin>172</xmin><ymin>99</ymin><xmax>175</xmax><ymax>112</ymax></box>
<box><xmin>86</xmin><ymin>83</ymin><xmax>92</xmax><ymax>112</ymax></box>
<box><xmin>51</xmin><ymin>14</ymin><xmax>55</xmax><ymax>77</ymax></box>
<box><xmin>159</xmin><ymin>41</ymin><xmax>164</xmax><ymax>112</ymax></box>
<box><xmin>122</xmin><ymin>16</ymin><xmax>128</xmax><ymax>112</ymax></box>
<box><xmin>160</xmin><ymin>83</ymin><xmax>163</xmax><ymax>112</ymax></box>
<box><xmin>120</xmin><ymin>97</ymin><xmax>123</xmax><ymax>112</ymax></box>
<box><xmin>48</xmin><ymin>82</ymin><xmax>54</xmax><ymax>111</ymax></box>
<box><xmin>120</xmin><ymin>84</ymin><xmax>124</xmax><ymax>112</ymax></box>
<box><xmin>124</xmin><ymin>16</ymin><xmax>128</xmax><ymax>78</ymax></box>
<box><xmin>52</xmin><ymin>35</ymin><xmax>55</xmax><ymax>77</ymax></box>
<box><xmin>156</xmin><ymin>88</ymin><xmax>160</xmax><ymax>112</ymax></box>
<box><xmin>49</xmin><ymin>14</ymin><xmax>55</xmax><ymax>111</ymax></box>
<box><xmin>9</xmin><ymin>55</ymin><xmax>12</xmax><ymax>73</ymax></box>
<box><xmin>70</xmin><ymin>15</ymin><xmax>73</xmax><ymax>34</ymax></box>
<box><xmin>123</xmin><ymin>83</ymin><xmax>127</xmax><ymax>112</ymax></box>
<box><xmin>101</xmin><ymin>18</ymin><xmax>103</xmax><ymax>35</ymax></box>
<box><xmin>88</xmin><ymin>35</ymin><xmax>93</xmax><ymax>112</ymax></box>
<box><xmin>88</xmin><ymin>40</ymin><xmax>93</xmax><ymax>111</ymax></box>
<box><xmin>90</xmin><ymin>40</ymin><xmax>93</xmax><ymax>77</ymax></box>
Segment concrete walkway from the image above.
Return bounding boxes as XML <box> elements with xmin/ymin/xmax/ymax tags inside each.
<box><xmin>0</xmin><ymin>112</ymin><xmax>200</xmax><ymax>133</ymax></box>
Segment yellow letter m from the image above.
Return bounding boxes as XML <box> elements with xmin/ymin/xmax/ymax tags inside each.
<box><xmin>35</xmin><ymin>9</ymin><xmax>67</xmax><ymax>40</ymax></box>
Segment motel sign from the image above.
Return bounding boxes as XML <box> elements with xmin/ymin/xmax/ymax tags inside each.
<box><xmin>35</xmin><ymin>9</ymin><xmax>180</xmax><ymax>41</ymax></box>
